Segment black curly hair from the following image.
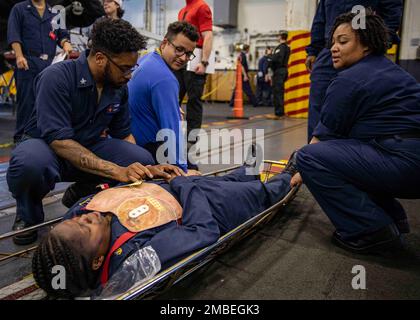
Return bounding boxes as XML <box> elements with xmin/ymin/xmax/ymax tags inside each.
<box><xmin>165</xmin><ymin>21</ymin><xmax>199</xmax><ymax>43</ymax></box>
<box><xmin>329</xmin><ymin>9</ymin><xmax>390</xmax><ymax>55</ymax></box>
<box><xmin>32</xmin><ymin>231</ymin><xmax>99</xmax><ymax>299</ymax></box>
<box><xmin>90</xmin><ymin>18</ymin><xmax>147</xmax><ymax>56</ymax></box>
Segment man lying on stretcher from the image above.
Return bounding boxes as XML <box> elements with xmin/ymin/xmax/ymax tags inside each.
<box><xmin>32</xmin><ymin>153</ymin><xmax>298</xmax><ymax>299</ymax></box>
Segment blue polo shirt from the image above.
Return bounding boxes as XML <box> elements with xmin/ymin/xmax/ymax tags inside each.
<box><xmin>313</xmin><ymin>54</ymin><xmax>420</xmax><ymax>140</ymax></box>
<box><xmin>7</xmin><ymin>0</ymin><xmax>69</xmax><ymax>69</ymax></box>
<box><xmin>128</xmin><ymin>51</ymin><xmax>187</xmax><ymax>171</ymax></box>
<box><xmin>25</xmin><ymin>50</ymin><xmax>131</xmax><ymax>146</ymax></box>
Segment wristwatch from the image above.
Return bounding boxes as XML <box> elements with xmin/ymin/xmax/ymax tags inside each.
<box><xmin>201</xmin><ymin>60</ymin><xmax>209</xmax><ymax>67</ymax></box>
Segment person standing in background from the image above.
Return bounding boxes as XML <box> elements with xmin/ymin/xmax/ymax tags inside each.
<box><xmin>7</xmin><ymin>0</ymin><xmax>72</xmax><ymax>143</ymax></box>
<box><xmin>230</xmin><ymin>44</ymin><xmax>258</xmax><ymax>108</ymax></box>
<box><xmin>103</xmin><ymin>0</ymin><xmax>124</xmax><ymax>20</ymax></box>
<box><xmin>268</xmin><ymin>31</ymin><xmax>290</xmax><ymax>117</ymax></box>
<box><xmin>176</xmin><ymin>0</ymin><xmax>213</xmax><ymax>149</ymax></box>
<box><xmin>256</xmin><ymin>47</ymin><xmax>273</xmax><ymax>107</ymax></box>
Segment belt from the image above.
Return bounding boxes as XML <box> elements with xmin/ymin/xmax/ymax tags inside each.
<box><xmin>25</xmin><ymin>50</ymin><xmax>49</xmax><ymax>61</ymax></box>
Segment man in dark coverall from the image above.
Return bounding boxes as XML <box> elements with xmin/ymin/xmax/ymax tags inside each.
<box><xmin>268</xmin><ymin>31</ymin><xmax>290</xmax><ymax>117</ymax></box>
<box><xmin>7</xmin><ymin>19</ymin><xmax>178</xmax><ymax>245</ymax></box>
<box><xmin>7</xmin><ymin>0</ymin><xmax>72</xmax><ymax>143</ymax></box>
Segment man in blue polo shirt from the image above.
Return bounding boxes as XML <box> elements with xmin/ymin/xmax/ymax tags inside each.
<box><xmin>7</xmin><ymin>19</ymin><xmax>183</xmax><ymax>245</ymax></box>
<box><xmin>128</xmin><ymin>21</ymin><xmax>199</xmax><ymax>172</ymax></box>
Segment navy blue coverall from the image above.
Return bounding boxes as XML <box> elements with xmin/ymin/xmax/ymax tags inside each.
<box><xmin>64</xmin><ymin>166</ymin><xmax>292</xmax><ymax>279</ymax></box>
<box><xmin>256</xmin><ymin>55</ymin><xmax>272</xmax><ymax>106</ymax></box>
<box><xmin>306</xmin><ymin>0</ymin><xmax>403</xmax><ymax>141</ymax></box>
<box><xmin>297</xmin><ymin>54</ymin><xmax>420</xmax><ymax>240</ymax></box>
<box><xmin>7</xmin><ymin>0</ymin><xmax>70</xmax><ymax>142</ymax></box>
<box><xmin>7</xmin><ymin>51</ymin><xmax>155</xmax><ymax>225</ymax></box>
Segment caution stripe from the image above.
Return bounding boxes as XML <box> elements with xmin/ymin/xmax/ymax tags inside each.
<box><xmin>284</xmin><ymin>30</ymin><xmax>311</xmax><ymax>118</ymax></box>
<box><xmin>288</xmin><ymin>58</ymin><xmax>307</xmax><ymax>68</ymax></box>
<box><xmin>285</xmin><ymin>88</ymin><xmax>310</xmax><ymax>101</ymax></box>
<box><xmin>287</xmin><ymin>107</ymin><xmax>309</xmax><ymax>116</ymax></box>
<box><xmin>285</xmin><ymin>83</ymin><xmax>311</xmax><ymax>94</ymax></box>
<box><xmin>290</xmin><ymin>46</ymin><xmax>307</xmax><ymax>55</ymax></box>
<box><xmin>287</xmin><ymin>70</ymin><xmax>310</xmax><ymax>81</ymax></box>
<box><xmin>0</xmin><ymin>142</ymin><xmax>14</xmax><ymax>149</ymax></box>
<box><xmin>289</xmin><ymin>32</ymin><xmax>311</xmax><ymax>42</ymax></box>
<box><xmin>285</xmin><ymin>95</ymin><xmax>310</xmax><ymax>105</ymax></box>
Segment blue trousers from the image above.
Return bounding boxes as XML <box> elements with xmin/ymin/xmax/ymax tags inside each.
<box><xmin>230</xmin><ymin>79</ymin><xmax>258</xmax><ymax>108</ymax></box>
<box><xmin>296</xmin><ymin>138</ymin><xmax>420</xmax><ymax>240</ymax></box>
<box><xmin>181</xmin><ymin>166</ymin><xmax>292</xmax><ymax>234</ymax></box>
<box><xmin>14</xmin><ymin>58</ymin><xmax>51</xmax><ymax>143</ymax></box>
<box><xmin>256</xmin><ymin>78</ymin><xmax>272</xmax><ymax>106</ymax></box>
<box><xmin>307</xmin><ymin>49</ymin><xmax>337</xmax><ymax>142</ymax></box>
<box><xmin>135</xmin><ymin>166</ymin><xmax>292</xmax><ymax>270</ymax></box>
<box><xmin>7</xmin><ymin>138</ymin><xmax>155</xmax><ymax>225</ymax></box>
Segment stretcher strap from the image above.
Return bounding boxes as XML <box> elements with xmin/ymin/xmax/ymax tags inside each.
<box><xmin>100</xmin><ymin>231</ymin><xmax>137</xmax><ymax>286</ymax></box>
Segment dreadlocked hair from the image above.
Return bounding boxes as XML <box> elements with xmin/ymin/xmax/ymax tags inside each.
<box><xmin>32</xmin><ymin>232</ymin><xmax>99</xmax><ymax>299</ymax></box>
<box><xmin>90</xmin><ymin>18</ymin><xmax>147</xmax><ymax>56</ymax></box>
<box><xmin>329</xmin><ymin>8</ymin><xmax>390</xmax><ymax>55</ymax></box>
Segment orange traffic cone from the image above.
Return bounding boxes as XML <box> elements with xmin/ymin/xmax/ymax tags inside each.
<box><xmin>228</xmin><ymin>56</ymin><xmax>249</xmax><ymax>120</ymax></box>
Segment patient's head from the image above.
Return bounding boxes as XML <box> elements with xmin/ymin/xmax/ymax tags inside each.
<box><xmin>32</xmin><ymin>212</ymin><xmax>112</xmax><ymax>299</ymax></box>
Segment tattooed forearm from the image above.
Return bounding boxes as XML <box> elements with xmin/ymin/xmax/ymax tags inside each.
<box><xmin>80</xmin><ymin>152</ymin><xmax>98</xmax><ymax>169</ymax></box>
<box><xmin>50</xmin><ymin>139</ymin><xmax>121</xmax><ymax>180</ymax></box>
<box><xmin>101</xmin><ymin>161</ymin><xmax>117</xmax><ymax>178</ymax></box>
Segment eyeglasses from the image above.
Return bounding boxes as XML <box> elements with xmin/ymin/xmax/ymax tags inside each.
<box><xmin>166</xmin><ymin>39</ymin><xmax>196</xmax><ymax>61</ymax></box>
<box><xmin>101</xmin><ymin>51</ymin><xmax>139</xmax><ymax>77</ymax></box>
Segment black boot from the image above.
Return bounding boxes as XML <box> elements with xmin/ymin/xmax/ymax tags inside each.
<box><xmin>331</xmin><ymin>224</ymin><xmax>402</xmax><ymax>254</ymax></box>
<box><xmin>12</xmin><ymin>216</ymin><xmax>38</xmax><ymax>246</ymax></box>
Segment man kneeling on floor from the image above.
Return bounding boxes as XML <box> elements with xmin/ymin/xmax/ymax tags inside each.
<box><xmin>32</xmin><ymin>154</ymin><xmax>298</xmax><ymax>299</ymax></box>
<box><xmin>7</xmin><ymin>19</ymin><xmax>174</xmax><ymax>246</ymax></box>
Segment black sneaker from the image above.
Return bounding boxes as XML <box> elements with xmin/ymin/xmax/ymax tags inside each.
<box><xmin>12</xmin><ymin>216</ymin><xmax>38</xmax><ymax>246</ymax></box>
<box><xmin>62</xmin><ymin>182</ymin><xmax>101</xmax><ymax>208</ymax></box>
<box><xmin>331</xmin><ymin>224</ymin><xmax>402</xmax><ymax>254</ymax></box>
<box><xmin>283</xmin><ymin>150</ymin><xmax>299</xmax><ymax>177</ymax></box>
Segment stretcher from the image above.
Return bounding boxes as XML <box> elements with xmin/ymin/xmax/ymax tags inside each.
<box><xmin>0</xmin><ymin>160</ymin><xmax>299</xmax><ymax>300</ymax></box>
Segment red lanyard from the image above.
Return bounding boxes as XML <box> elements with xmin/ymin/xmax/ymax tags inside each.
<box><xmin>100</xmin><ymin>231</ymin><xmax>137</xmax><ymax>286</ymax></box>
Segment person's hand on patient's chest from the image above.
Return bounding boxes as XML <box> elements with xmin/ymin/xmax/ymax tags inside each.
<box><xmin>116</xmin><ymin>163</ymin><xmax>154</xmax><ymax>182</ymax></box>
<box><xmin>186</xmin><ymin>170</ymin><xmax>202</xmax><ymax>177</ymax></box>
<box><xmin>147</xmin><ymin>164</ymin><xmax>187</xmax><ymax>181</ymax></box>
